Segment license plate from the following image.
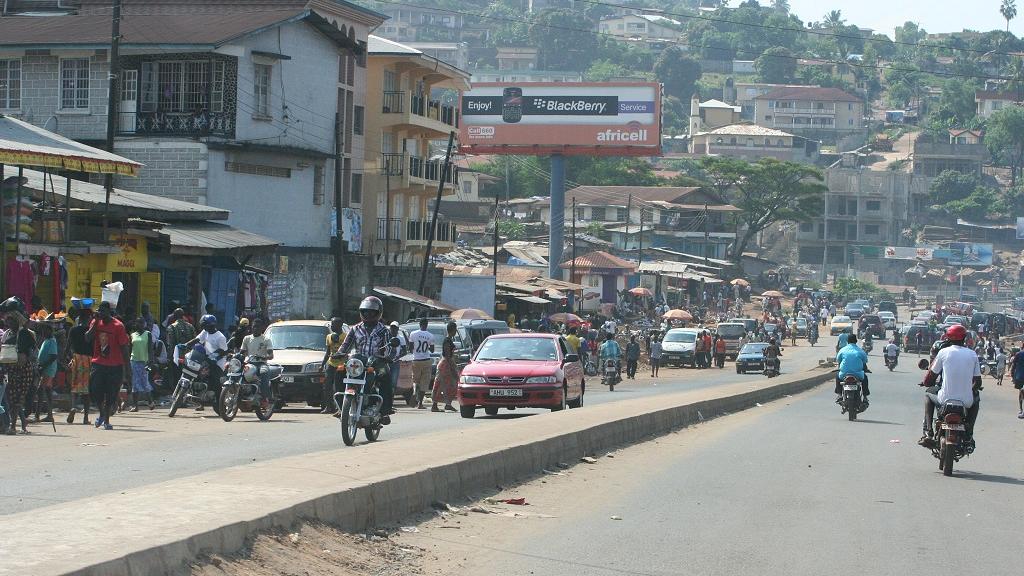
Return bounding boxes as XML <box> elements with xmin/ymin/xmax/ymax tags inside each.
<box><xmin>489</xmin><ymin>388</ymin><xmax>523</xmax><ymax>397</ymax></box>
<box><xmin>843</xmin><ymin>385</ymin><xmax>859</xmax><ymax>391</ymax></box>
<box><xmin>281</xmin><ymin>376</ymin><xmax>294</xmax><ymax>383</ymax></box>
<box><xmin>942</xmin><ymin>423</ymin><xmax>966</xmax><ymax>431</ymax></box>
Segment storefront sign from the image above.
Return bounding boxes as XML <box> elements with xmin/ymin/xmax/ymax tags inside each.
<box><xmin>107</xmin><ymin>234</ymin><xmax>148</xmax><ymax>272</ymax></box>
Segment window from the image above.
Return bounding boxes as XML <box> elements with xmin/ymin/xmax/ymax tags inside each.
<box><xmin>865</xmin><ymin>224</ymin><xmax>880</xmax><ymax>236</ymax></box>
<box><xmin>462</xmin><ymin>180</ymin><xmax>473</xmax><ymax>196</ymax></box>
<box><xmin>0</xmin><ymin>59</ymin><xmax>21</xmax><ymax>109</ymax></box>
<box><xmin>224</xmin><ymin>161</ymin><xmax>291</xmax><ymax>178</ymax></box>
<box><xmin>591</xmin><ymin>207</ymin><xmax>606</xmax><ymax>221</ymax></box>
<box><xmin>587</xmin><ymin>276</ymin><xmax>600</xmax><ymax>287</ymax></box>
<box><xmin>353</xmin><ymin>105</ymin><xmax>364</xmax><ymax>135</ymax></box>
<box><xmin>253</xmin><ymin>63</ymin><xmax>271</xmax><ymax>117</ymax></box>
<box><xmin>992</xmin><ymin>101</ymin><xmax>1003</xmax><ymax>111</ymax></box>
<box><xmin>120</xmin><ymin>69</ymin><xmax>137</xmax><ymax>101</ymax></box>
<box><xmin>313</xmin><ymin>164</ymin><xmax>325</xmax><ymax>205</ymax></box>
<box><xmin>138</xmin><ymin>60</ymin><xmax>223</xmax><ymax>114</ymax></box>
<box><xmin>848</xmin><ymin>103</ymin><xmax>853</xmax><ymax>110</ymax></box>
<box><xmin>616</xmin><ymin>207</ymin><xmax>628</xmax><ymax>222</ymax></box>
<box><xmin>351</xmin><ymin>173</ymin><xmax>363</xmax><ymax>205</ymax></box>
<box><xmin>847</xmin><ymin>200</ymin><xmax>857</xmax><ymax>215</ymax></box>
<box><xmin>60</xmin><ymin>58</ymin><xmax>90</xmax><ymax>110</ymax></box>
<box><xmin>866</xmin><ymin>200</ymin><xmax>881</xmax><ymax>211</ymax></box>
<box><xmin>211</xmin><ymin>61</ymin><xmax>225</xmax><ymax>112</ymax></box>
<box><xmin>800</xmin><ymin>222</ymin><xmax>813</xmax><ymax>232</ymax></box>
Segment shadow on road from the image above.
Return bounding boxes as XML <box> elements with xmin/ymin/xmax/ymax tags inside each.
<box><xmin>955</xmin><ymin>471</ymin><xmax>1024</xmax><ymax>486</ymax></box>
<box><xmin>854</xmin><ymin>419</ymin><xmax>903</xmax><ymax>425</ymax></box>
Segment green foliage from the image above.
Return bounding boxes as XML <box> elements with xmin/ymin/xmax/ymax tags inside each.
<box><xmin>941</xmin><ymin>187</ymin><xmax>1003</xmax><ymax>220</ymax></box>
<box><xmin>528</xmin><ymin>9</ymin><xmax>599</xmax><ymax>71</ymax></box>
<box><xmin>833</xmin><ymin>278</ymin><xmax>890</xmax><ymax>301</ymax></box>
<box><xmin>755</xmin><ymin>46</ymin><xmax>797</xmax><ymax>83</ymax></box>
<box><xmin>497</xmin><ymin>219</ymin><xmax>526</xmax><ymax>241</ymax></box>
<box><xmin>476</xmin><ymin>156</ymin><xmax>662</xmax><ymax>199</ymax></box>
<box><xmin>585</xmin><ymin>222</ymin><xmax>609</xmax><ymax>240</ymax></box>
<box><xmin>986</xmin><ymin>105</ymin><xmax>1024</xmax><ymax>185</ymax></box>
<box><xmin>585</xmin><ymin>60</ymin><xmax>629</xmax><ymax>82</ymax></box>
<box><xmin>653</xmin><ymin>47</ymin><xmax>702</xmax><ymax>101</ymax></box>
<box><xmin>927</xmin><ymin>78</ymin><xmax>981</xmax><ymax>127</ymax></box>
<box><xmin>929</xmin><ymin>170</ymin><xmax>982</xmax><ymax>205</ymax></box>
<box><xmin>701</xmin><ymin>157</ymin><xmax>827</xmax><ymax>263</ymax></box>
<box><xmin>661</xmin><ymin>95</ymin><xmax>688</xmax><ymax>137</ymax></box>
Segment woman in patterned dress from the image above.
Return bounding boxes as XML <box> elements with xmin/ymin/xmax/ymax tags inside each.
<box><xmin>431</xmin><ymin>321</ymin><xmax>460</xmax><ymax>412</ymax></box>
<box><xmin>2</xmin><ymin>298</ymin><xmax>37</xmax><ymax>435</ymax></box>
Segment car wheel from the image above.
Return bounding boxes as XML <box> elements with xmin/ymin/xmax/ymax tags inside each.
<box><xmin>568</xmin><ymin>381</ymin><xmax>584</xmax><ymax>408</ymax></box>
<box><xmin>484</xmin><ymin>406</ymin><xmax>499</xmax><ymax>416</ymax></box>
<box><xmin>459</xmin><ymin>405</ymin><xmax>476</xmax><ymax>419</ymax></box>
<box><xmin>736</xmin><ymin>366</ymin><xmax>742</xmax><ymax>374</ymax></box>
<box><xmin>551</xmin><ymin>384</ymin><xmax>568</xmax><ymax>412</ymax></box>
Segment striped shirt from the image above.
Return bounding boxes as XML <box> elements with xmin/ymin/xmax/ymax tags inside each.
<box><xmin>339</xmin><ymin>322</ymin><xmax>400</xmax><ymax>361</ymax></box>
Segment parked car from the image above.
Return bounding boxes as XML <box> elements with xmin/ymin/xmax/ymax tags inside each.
<box><xmin>263</xmin><ymin>320</ymin><xmax>331</xmax><ymax>407</ymax></box>
<box><xmin>735</xmin><ymin>342</ymin><xmax>770</xmax><ymax>374</ymax></box>
<box><xmin>959</xmin><ymin>294</ymin><xmax>980</xmax><ymax>305</ymax></box>
<box><xmin>877</xmin><ymin>300</ymin><xmax>898</xmax><ymax>320</ymax></box>
<box><xmin>661</xmin><ymin>328</ymin><xmax>699</xmax><ymax>367</ymax></box>
<box><xmin>830</xmin><ymin>315</ymin><xmax>854</xmax><ymax>336</ymax></box>
<box><xmin>728</xmin><ymin>317</ymin><xmax>758</xmax><ymax>335</ymax></box>
<box><xmin>457</xmin><ymin>333</ymin><xmax>584</xmax><ymax>418</ymax></box>
<box><xmin>715</xmin><ymin>322</ymin><xmax>747</xmax><ymax>359</ymax></box>
<box><xmin>845</xmin><ymin>304</ymin><xmax>865</xmax><ymax>319</ymax></box>
<box><xmin>903</xmin><ymin>325</ymin><xmax>938</xmax><ymax>353</ymax></box>
<box><xmin>859</xmin><ymin>314</ymin><xmax>886</xmax><ymax>339</ymax></box>
<box><xmin>878</xmin><ymin>311</ymin><xmax>897</xmax><ymax>330</ymax></box>
<box><xmin>944</xmin><ymin>315</ymin><xmax>967</xmax><ymax>326</ymax></box>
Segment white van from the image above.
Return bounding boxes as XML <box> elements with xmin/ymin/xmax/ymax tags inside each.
<box><xmin>661</xmin><ymin>328</ymin><xmax>701</xmax><ymax>368</ymax></box>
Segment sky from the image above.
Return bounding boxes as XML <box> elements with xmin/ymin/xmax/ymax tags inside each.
<box><xmin>785</xmin><ymin>0</ymin><xmax>1022</xmax><ymax>37</ymax></box>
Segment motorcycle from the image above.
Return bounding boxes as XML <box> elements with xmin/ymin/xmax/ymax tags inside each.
<box><xmin>169</xmin><ymin>344</ymin><xmax>223</xmax><ymax>417</ymax></box>
<box><xmin>839</xmin><ymin>375</ymin><xmax>866</xmax><ymax>421</ymax></box>
<box><xmin>218</xmin><ymin>354</ymin><xmax>284</xmax><ymax>422</ymax></box>
<box><xmin>763</xmin><ymin>356</ymin><xmax>780</xmax><ymax>378</ymax></box>
<box><xmin>808</xmin><ymin>331</ymin><xmax>818</xmax><ymax>346</ymax></box>
<box><xmin>335</xmin><ymin>353</ymin><xmax>388</xmax><ymax>446</ymax></box>
<box><xmin>917</xmin><ymin>359</ymin><xmax>975</xmax><ymax>476</ymax></box>
<box><xmin>885</xmin><ymin>353</ymin><xmax>899</xmax><ymax>371</ymax></box>
<box><xmin>862</xmin><ymin>339</ymin><xmax>873</xmax><ymax>354</ymax></box>
<box><xmin>601</xmin><ymin>358</ymin><xmax>621</xmax><ymax>391</ymax></box>
<box><xmin>979</xmin><ymin>359</ymin><xmax>997</xmax><ymax>376</ymax></box>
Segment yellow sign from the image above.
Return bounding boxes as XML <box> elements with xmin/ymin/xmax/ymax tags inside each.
<box><xmin>107</xmin><ymin>234</ymin><xmax>149</xmax><ymax>272</ymax></box>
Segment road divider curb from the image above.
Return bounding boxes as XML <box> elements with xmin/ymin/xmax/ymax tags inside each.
<box><xmin>6</xmin><ymin>371</ymin><xmax>830</xmax><ymax>576</ymax></box>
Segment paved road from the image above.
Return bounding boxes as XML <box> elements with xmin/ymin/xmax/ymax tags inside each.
<box><xmin>415</xmin><ymin>357</ymin><xmax>1024</xmax><ymax>576</ymax></box>
<box><xmin>0</xmin><ymin>340</ymin><xmax>832</xmax><ymax>515</ymax></box>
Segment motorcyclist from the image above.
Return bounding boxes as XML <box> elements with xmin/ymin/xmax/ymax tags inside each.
<box><xmin>884</xmin><ymin>338</ymin><xmax>900</xmax><ymax>366</ymax></box>
<box><xmin>764</xmin><ymin>338</ymin><xmax>782</xmax><ymax>374</ymax></box>
<box><xmin>918</xmin><ymin>325</ymin><xmax>982</xmax><ymax>449</ymax></box>
<box><xmin>239</xmin><ymin>317</ymin><xmax>274</xmax><ymax>411</ymax></box>
<box><xmin>835</xmin><ymin>333</ymin><xmax>870</xmax><ymax>407</ymax></box>
<box><xmin>835</xmin><ymin>330</ymin><xmax>851</xmax><ymax>354</ymax></box>
<box><xmin>183</xmin><ymin>314</ymin><xmax>228</xmax><ymax>412</ymax></box>
<box><xmin>337</xmin><ymin>296</ymin><xmax>401</xmax><ymax>425</ymax></box>
<box><xmin>598</xmin><ymin>331</ymin><xmax>622</xmax><ymax>379</ymax></box>
<box><xmin>862</xmin><ymin>330</ymin><xmax>873</xmax><ymax>352</ymax></box>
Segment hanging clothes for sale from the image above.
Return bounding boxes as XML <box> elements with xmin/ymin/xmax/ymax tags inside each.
<box><xmin>6</xmin><ymin>256</ymin><xmax>35</xmax><ymax>305</ymax></box>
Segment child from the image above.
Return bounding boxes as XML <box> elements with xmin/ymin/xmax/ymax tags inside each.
<box><xmin>35</xmin><ymin>323</ymin><xmax>58</xmax><ymax>423</ymax></box>
<box><xmin>129</xmin><ymin>318</ymin><xmax>155</xmax><ymax>411</ymax></box>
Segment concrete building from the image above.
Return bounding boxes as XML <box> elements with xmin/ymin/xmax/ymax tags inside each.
<box><xmin>753</xmin><ymin>86</ymin><xmax>865</xmax><ymax>146</ymax></box>
<box><xmin>0</xmin><ymin>1</ymin><xmax>387</xmax><ymax>319</ymax></box>
<box><xmin>912</xmin><ymin>130</ymin><xmax>988</xmax><ymax>177</ymax></box>
<box><xmin>497</xmin><ymin>47</ymin><xmax>540</xmax><ymax>71</ymax></box>
<box><xmin>470</xmin><ymin>70</ymin><xmax>583</xmax><ymax>83</ymax></box>
<box><xmin>690</xmin><ymin>125</ymin><xmax>818</xmax><ymax>163</ymax></box>
<box><xmin>689</xmin><ymin>97</ymin><xmax>742</xmax><ymax>133</ymax></box>
<box><xmin>975</xmin><ymin>90</ymin><xmax>1019</xmax><ymax>119</ymax></box>
<box><xmin>403</xmin><ymin>42</ymin><xmax>469</xmax><ymax>71</ymax></box>
<box><xmin>373</xmin><ymin>3</ymin><xmax>466</xmax><ymax>43</ymax></box>
<box><xmin>364</xmin><ymin>36</ymin><xmax>470</xmax><ymax>268</ymax></box>
<box><xmin>597</xmin><ymin>14</ymin><xmax>682</xmax><ymax>40</ymax></box>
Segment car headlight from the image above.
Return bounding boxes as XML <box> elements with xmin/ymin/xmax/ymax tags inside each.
<box><xmin>460</xmin><ymin>375</ymin><xmax>486</xmax><ymax>384</ymax></box>
<box><xmin>303</xmin><ymin>362</ymin><xmax>322</xmax><ymax>373</ymax></box>
<box><xmin>526</xmin><ymin>376</ymin><xmax>557</xmax><ymax>384</ymax></box>
<box><xmin>345</xmin><ymin>357</ymin><xmax>365</xmax><ymax>378</ymax></box>
<box><xmin>227</xmin><ymin>358</ymin><xmax>242</xmax><ymax>374</ymax></box>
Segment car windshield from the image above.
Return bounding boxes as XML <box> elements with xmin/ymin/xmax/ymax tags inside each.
<box><xmin>264</xmin><ymin>324</ymin><xmax>328</xmax><ymax>351</ymax></box>
<box><xmin>475</xmin><ymin>337</ymin><xmax>558</xmax><ymax>361</ymax></box>
<box><xmin>717</xmin><ymin>324</ymin><xmax>745</xmax><ymax>338</ymax></box>
<box><xmin>740</xmin><ymin>343</ymin><xmax>769</xmax><ymax>354</ymax></box>
<box><xmin>797</xmin><ymin>318</ymin><xmax>807</xmax><ymax>325</ymax></box>
<box><xmin>879</xmin><ymin>312</ymin><xmax>894</xmax><ymax>318</ymax></box>
<box><xmin>847</xmin><ymin>305</ymin><xmax>863</xmax><ymax>311</ymax></box>
<box><xmin>833</xmin><ymin>316</ymin><xmax>851</xmax><ymax>323</ymax></box>
<box><xmin>863</xmin><ymin>316</ymin><xmax>881</xmax><ymax>323</ymax></box>
<box><xmin>664</xmin><ymin>331</ymin><xmax>696</xmax><ymax>343</ymax></box>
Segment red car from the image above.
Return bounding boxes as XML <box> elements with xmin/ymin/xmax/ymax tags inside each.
<box><xmin>457</xmin><ymin>333</ymin><xmax>585</xmax><ymax>418</ymax></box>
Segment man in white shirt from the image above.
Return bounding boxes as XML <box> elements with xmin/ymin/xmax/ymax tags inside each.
<box><xmin>240</xmin><ymin>318</ymin><xmax>275</xmax><ymax>409</ymax></box>
<box><xmin>602</xmin><ymin>318</ymin><xmax>617</xmax><ymax>337</ymax></box>
<box><xmin>919</xmin><ymin>325</ymin><xmax>982</xmax><ymax>448</ymax></box>
<box><xmin>186</xmin><ymin>314</ymin><xmax>229</xmax><ymax>412</ymax></box>
<box><xmin>884</xmin><ymin>339</ymin><xmax>899</xmax><ymax>366</ymax></box>
<box><xmin>408</xmin><ymin>319</ymin><xmax>435</xmax><ymax>409</ymax></box>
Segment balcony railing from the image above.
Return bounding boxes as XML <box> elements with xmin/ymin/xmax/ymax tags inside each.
<box><xmin>376</xmin><ymin>218</ymin><xmax>403</xmax><ymax>241</ymax></box>
<box><xmin>382</xmin><ymin>91</ymin><xmax>405</xmax><ymax>113</ymax></box>
<box><xmin>406</xmin><ymin>219</ymin><xmax>457</xmax><ymax>243</ymax></box>
<box><xmin>409</xmin><ymin>94</ymin><xmax>459</xmax><ymax>128</ymax></box>
<box><xmin>117</xmin><ymin>110</ymin><xmax>234</xmax><ymax>137</ymax></box>
<box><xmin>381</xmin><ymin>152</ymin><xmax>405</xmax><ymax>176</ymax></box>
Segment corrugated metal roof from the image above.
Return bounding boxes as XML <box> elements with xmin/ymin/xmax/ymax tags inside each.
<box><xmin>560</xmin><ymin>251</ymin><xmax>636</xmax><ymax>271</ymax></box>
<box><xmin>3</xmin><ymin>166</ymin><xmax>228</xmax><ymax>221</ymax></box>
<box><xmin>373</xmin><ymin>287</ymin><xmax>455</xmax><ymax>312</ymax></box>
<box><xmin>368</xmin><ymin>35</ymin><xmax>422</xmax><ymax>54</ymax></box>
<box><xmin>160</xmin><ymin>222</ymin><xmax>279</xmax><ymax>256</ymax></box>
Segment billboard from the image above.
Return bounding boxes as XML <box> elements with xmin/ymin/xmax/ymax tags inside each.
<box><xmin>459</xmin><ymin>82</ymin><xmax>662</xmax><ymax>156</ymax></box>
<box><xmin>934</xmin><ymin>242</ymin><xmax>993</xmax><ymax>266</ymax></box>
<box><xmin>884</xmin><ymin>246</ymin><xmax>933</xmax><ymax>260</ymax></box>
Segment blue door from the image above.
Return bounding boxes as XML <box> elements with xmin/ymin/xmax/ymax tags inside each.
<box><xmin>207</xmin><ymin>268</ymin><xmax>238</xmax><ymax>327</ymax></box>
<box><xmin>160</xmin><ymin>269</ymin><xmax>188</xmax><ymax>319</ymax></box>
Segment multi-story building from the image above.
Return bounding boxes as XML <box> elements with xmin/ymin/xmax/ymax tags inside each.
<box><xmin>497</xmin><ymin>47</ymin><xmax>539</xmax><ymax>71</ymax></box>
<box><xmin>975</xmin><ymin>90</ymin><xmax>1020</xmax><ymax>119</ymax></box>
<box><xmin>2</xmin><ymin>0</ymin><xmax>387</xmax><ymax>318</ymax></box>
<box><xmin>690</xmin><ymin>125</ymin><xmax>819</xmax><ymax>164</ymax></box>
<box><xmin>363</xmin><ymin>36</ymin><xmax>470</xmax><ymax>268</ymax></box>
<box><xmin>912</xmin><ymin>130</ymin><xmax>988</xmax><ymax>177</ymax></box>
<box><xmin>727</xmin><ymin>82</ymin><xmax>806</xmax><ymax>120</ymax></box>
<box><xmin>753</xmin><ymin>86</ymin><xmax>865</xmax><ymax>146</ymax></box>
<box><xmin>597</xmin><ymin>14</ymin><xmax>682</xmax><ymax>40</ymax></box>
<box><xmin>403</xmin><ymin>42</ymin><xmax>469</xmax><ymax>71</ymax></box>
<box><xmin>470</xmin><ymin>70</ymin><xmax>583</xmax><ymax>83</ymax></box>
<box><xmin>687</xmin><ymin>96</ymin><xmax>742</xmax><ymax>133</ymax></box>
<box><xmin>374</xmin><ymin>3</ymin><xmax>466</xmax><ymax>43</ymax></box>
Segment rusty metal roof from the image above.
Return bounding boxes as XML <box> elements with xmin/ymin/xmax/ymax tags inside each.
<box><xmin>560</xmin><ymin>251</ymin><xmax>636</xmax><ymax>271</ymax></box>
<box><xmin>159</xmin><ymin>222</ymin><xmax>279</xmax><ymax>256</ymax></box>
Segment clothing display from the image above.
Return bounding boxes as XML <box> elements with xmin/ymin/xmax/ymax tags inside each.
<box><xmin>237</xmin><ymin>270</ymin><xmax>270</xmax><ymax>318</ymax></box>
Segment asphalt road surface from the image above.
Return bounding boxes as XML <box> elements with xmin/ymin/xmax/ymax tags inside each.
<box><xmin>411</xmin><ymin>355</ymin><xmax>1024</xmax><ymax>576</ymax></box>
<box><xmin>0</xmin><ymin>340</ymin><xmax>832</xmax><ymax>515</ymax></box>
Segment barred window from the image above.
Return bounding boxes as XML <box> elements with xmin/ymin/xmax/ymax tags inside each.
<box><xmin>0</xmin><ymin>59</ymin><xmax>21</xmax><ymax>109</ymax></box>
<box><xmin>211</xmin><ymin>61</ymin><xmax>226</xmax><ymax>113</ymax></box>
<box><xmin>313</xmin><ymin>164</ymin><xmax>325</xmax><ymax>205</ymax></box>
<box><xmin>121</xmin><ymin>69</ymin><xmax>138</xmax><ymax>101</ymax></box>
<box><xmin>353</xmin><ymin>105</ymin><xmax>364</xmax><ymax>135</ymax></box>
<box><xmin>351</xmin><ymin>172</ymin><xmax>363</xmax><ymax>205</ymax></box>
<box><xmin>60</xmin><ymin>58</ymin><xmax>90</xmax><ymax>109</ymax></box>
<box><xmin>254</xmin><ymin>63</ymin><xmax>271</xmax><ymax>117</ymax></box>
<box><xmin>224</xmin><ymin>161</ymin><xmax>291</xmax><ymax>178</ymax></box>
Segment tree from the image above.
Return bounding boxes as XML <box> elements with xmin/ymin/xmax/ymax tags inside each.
<box><xmin>755</xmin><ymin>46</ymin><xmax>797</xmax><ymax>83</ymax></box>
<box><xmin>701</xmin><ymin>157</ymin><xmax>826</xmax><ymax>263</ymax></box>
<box><xmin>1002</xmin><ymin>0</ymin><xmax>1018</xmax><ymax>32</ymax></box>
<box><xmin>771</xmin><ymin>0</ymin><xmax>790</xmax><ymax>12</ymax></box>
<box><xmin>653</xmin><ymin>47</ymin><xmax>702</xmax><ymax>101</ymax></box>
<box><xmin>528</xmin><ymin>9</ymin><xmax>599</xmax><ymax>71</ymax></box>
<box><xmin>822</xmin><ymin>10</ymin><xmax>844</xmax><ymax>28</ymax></box>
<box><xmin>986</xmin><ymin>105</ymin><xmax>1024</xmax><ymax>186</ymax></box>
<box><xmin>929</xmin><ymin>170</ymin><xmax>982</xmax><ymax>205</ymax></box>
<box><xmin>497</xmin><ymin>219</ymin><xmax>526</xmax><ymax>241</ymax></box>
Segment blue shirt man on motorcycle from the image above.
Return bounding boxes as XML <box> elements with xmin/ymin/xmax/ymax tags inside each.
<box><xmin>599</xmin><ymin>333</ymin><xmax>622</xmax><ymax>376</ymax></box>
<box><xmin>835</xmin><ymin>332</ymin><xmax>870</xmax><ymax>401</ymax></box>
<box><xmin>338</xmin><ymin>296</ymin><xmax>401</xmax><ymax>424</ymax></box>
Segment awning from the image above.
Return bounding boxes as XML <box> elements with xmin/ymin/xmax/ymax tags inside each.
<box><xmin>159</xmin><ymin>221</ymin><xmax>279</xmax><ymax>256</ymax></box>
<box><xmin>515</xmin><ymin>296</ymin><xmax>551</xmax><ymax>304</ymax></box>
<box><xmin>373</xmin><ymin>286</ymin><xmax>455</xmax><ymax>312</ymax></box>
<box><xmin>0</xmin><ymin>115</ymin><xmax>142</xmax><ymax>176</ymax></box>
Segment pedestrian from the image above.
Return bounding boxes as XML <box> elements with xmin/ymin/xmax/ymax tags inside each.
<box><xmin>226</xmin><ymin>317</ymin><xmax>250</xmax><ymax>351</ymax></box>
<box><xmin>320</xmin><ymin>317</ymin><xmax>348</xmax><ymax>414</ymax></box>
<box><xmin>702</xmin><ymin>331</ymin><xmax>713</xmax><ymax>368</ymax></box>
<box><xmin>650</xmin><ymin>336</ymin><xmax>662</xmax><ymax>377</ymax></box>
<box><xmin>694</xmin><ymin>331</ymin><xmax>706</xmax><ymax>369</ymax></box>
<box><xmin>388</xmin><ymin>321</ymin><xmax>408</xmax><ymax>407</ymax></box>
<box><xmin>166</xmin><ymin>308</ymin><xmax>195</xmax><ymax>390</ymax></box>
<box><xmin>431</xmin><ymin>321</ymin><xmax>459</xmax><ymax>412</ymax></box>
<box><xmin>1010</xmin><ymin>346</ymin><xmax>1024</xmax><ymax>419</ymax></box>
<box><xmin>409</xmin><ymin>319</ymin><xmax>435</xmax><ymax>409</ymax></box>
<box><xmin>1</xmin><ymin>297</ymin><xmax>36</xmax><ymax>435</ymax></box>
<box><xmin>995</xmin><ymin>347</ymin><xmax>1007</xmax><ymax>386</ymax></box>
<box><xmin>129</xmin><ymin>318</ymin><xmax>155</xmax><ymax>411</ymax></box>
<box><xmin>714</xmin><ymin>334</ymin><xmax>727</xmax><ymax>369</ymax></box>
<box><xmin>34</xmin><ymin>323</ymin><xmax>58</xmax><ymax>423</ymax></box>
<box><xmin>625</xmin><ymin>335</ymin><xmax>640</xmax><ymax>379</ymax></box>
<box><xmin>85</xmin><ymin>301</ymin><xmax>131</xmax><ymax>430</ymax></box>
<box><xmin>65</xmin><ymin>307</ymin><xmax>93</xmax><ymax>424</ymax></box>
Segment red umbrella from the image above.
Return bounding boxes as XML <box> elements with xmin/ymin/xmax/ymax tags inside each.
<box><xmin>629</xmin><ymin>287</ymin><xmax>653</xmax><ymax>297</ymax></box>
<box><xmin>549</xmin><ymin>312</ymin><xmax>583</xmax><ymax>325</ymax></box>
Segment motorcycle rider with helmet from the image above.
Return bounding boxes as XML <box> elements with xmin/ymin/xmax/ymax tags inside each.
<box><xmin>337</xmin><ymin>296</ymin><xmax>401</xmax><ymax>424</ymax></box>
<box><xmin>183</xmin><ymin>314</ymin><xmax>228</xmax><ymax>412</ymax></box>
<box><xmin>835</xmin><ymin>333</ymin><xmax>870</xmax><ymax>406</ymax></box>
<box><xmin>598</xmin><ymin>331</ymin><xmax>622</xmax><ymax>380</ymax></box>
<box><xmin>918</xmin><ymin>324</ymin><xmax>982</xmax><ymax>449</ymax></box>
<box><xmin>764</xmin><ymin>337</ymin><xmax>782</xmax><ymax>374</ymax></box>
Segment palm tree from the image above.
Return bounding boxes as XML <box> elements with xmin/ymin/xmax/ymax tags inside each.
<box><xmin>771</xmin><ymin>0</ymin><xmax>790</xmax><ymax>12</ymax></box>
<box><xmin>822</xmin><ymin>10</ymin><xmax>845</xmax><ymax>29</ymax></box>
<box><xmin>1002</xmin><ymin>0</ymin><xmax>1018</xmax><ymax>32</ymax></box>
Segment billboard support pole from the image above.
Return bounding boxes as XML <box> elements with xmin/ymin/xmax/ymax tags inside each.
<box><xmin>548</xmin><ymin>154</ymin><xmax>565</xmax><ymax>280</ymax></box>
<box><xmin>419</xmin><ymin>131</ymin><xmax>456</xmax><ymax>296</ymax></box>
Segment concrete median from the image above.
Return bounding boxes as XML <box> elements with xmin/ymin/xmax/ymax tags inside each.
<box><xmin>0</xmin><ymin>369</ymin><xmax>831</xmax><ymax>576</ymax></box>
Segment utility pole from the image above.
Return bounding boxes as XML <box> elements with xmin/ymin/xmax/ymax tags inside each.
<box><xmin>384</xmin><ymin>167</ymin><xmax>391</xmax><ymax>271</ymax></box>
<box><xmin>102</xmin><ymin>0</ymin><xmax>122</xmax><ymax>239</ymax></box>
<box><xmin>548</xmin><ymin>154</ymin><xmax>566</xmax><ymax>280</ymax></box>
<box><xmin>418</xmin><ymin>131</ymin><xmax>456</xmax><ymax>295</ymax></box>
<box><xmin>571</xmin><ymin>197</ymin><xmax>577</xmax><ymax>312</ymax></box>
<box><xmin>333</xmin><ymin>113</ymin><xmax>345</xmax><ymax>315</ymax></box>
<box><xmin>493</xmin><ymin>191</ymin><xmax>500</xmax><ymax>279</ymax></box>
<box><xmin>821</xmin><ymin>191</ymin><xmax>829</xmax><ymax>284</ymax></box>
<box><xmin>703</xmin><ymin>202</ymin><xmax>710</xmax><ymax>266</ymax></box>
<box><xmin>638</xmin><ymin>207</ymin><xmax>645</xmax><ymax>281</ymax></box>
<box><xmin>624</xmin><ymin>193</ymin><xmax>632</xmax><ymax>239</ymax></box>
